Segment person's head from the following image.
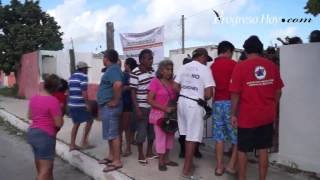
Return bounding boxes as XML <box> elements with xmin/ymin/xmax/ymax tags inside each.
<box><xmin>139</xmin><ymin>49</ymin><xmax>153</xmax><ymax>70</ymax></box>
<box><xmin>288</xmin><ymin>36</ymin><xmax>303</xmax><ymax>44</ymax></box>
<box><xmin>57</xmin><ymin>78</ymin><xmax>68</xmax><ymax>92</ymax></box>
<box><xmin>192</xmin><ymin>48</ymin><xmax>213</xmax><ymax>65</ymax></box>
<box><xmin>103</xmin><ymin>49</ymin><xmax>119</xmax><ymax>67</ymax></box>
<box><xmin>309</xmin><ymin>30</ymin><xmax>320</xmax><ymax>43</ymax></box>
<box><xmin>217</xmin><ymin>41</ymin><xmax>235</xmax><ymax>58</ymax></box>
<box><xmin>243</xmin><ymin>35</ymin><xmax>263</xmax><ymax>55</ymax></box>
<box><xmin>125</xmin><ymin>58</ymin><xmax>138</xmax><ymax>72</ymax></box>
<box><xmin>76</xmin><ymin>61</ymin><xmax>90</xmax><ymax>74</ymax></box>
<box><xmin>156</xmin><ymin>59</ymin><xmax>174</xmax><ymax>80</ymax></box>
<box><xmin>239</xmin><ymin>51</ymin><xmax>247</xmax><ymax>61</ymax></box>
<box><xmin>44</xmin><ymin>74</ymin><xmax>60</xmax><ymax>94</ymax></box>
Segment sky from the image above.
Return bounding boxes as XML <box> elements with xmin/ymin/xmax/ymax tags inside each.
<box><xmin>2</xmin><ymin>0</ymin><xmax>319</xmax><ymax>55</ymax></box>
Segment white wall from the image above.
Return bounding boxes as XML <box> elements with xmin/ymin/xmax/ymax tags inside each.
<box><xmin>271</xmin><ymin>43</ymin><xmax>320</xmax><ymax>173</ymax></box>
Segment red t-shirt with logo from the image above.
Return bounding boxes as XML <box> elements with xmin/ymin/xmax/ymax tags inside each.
<box><xmin>211</xmin><ymin>57</ymin><xmax>237</xmax><ymax>101</ymax></box>
<box><xmin>229</xmin><ymin>57</ymin><xmax>284</xmax><ymax>128</ymax></box>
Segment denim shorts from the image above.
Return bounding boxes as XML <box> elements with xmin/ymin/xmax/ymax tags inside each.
<box><xmin>100</xmin><ymin>103</ymin><xmax>123</xmax><ymax>140</ymax></box>
<box><xmin>69</xmin><ymin>107</ymin><xmax>93</xmax><ymax>124</ymax></box>
<box><xmin>27</xmin><ymin>128</ymin><xmax>56</xmax><ymax>160</ymax></box>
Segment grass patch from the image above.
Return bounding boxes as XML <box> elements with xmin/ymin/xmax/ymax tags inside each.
<box><xmin>0</xmin><ymin>85</ymin><xmax>24</xmax><ymax>99</ymax></box>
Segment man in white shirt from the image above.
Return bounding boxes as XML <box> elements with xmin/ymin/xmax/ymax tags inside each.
<box><xmin>174</xmin><ymin>48</ymin><xmax>215</xmax><ymax>179</ymax></box>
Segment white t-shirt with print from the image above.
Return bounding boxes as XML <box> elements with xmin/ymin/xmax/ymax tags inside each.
<box><xmin>175</xmin><ymin>61</ymin><xmax>215</xmax><ymax>100</ymax></box>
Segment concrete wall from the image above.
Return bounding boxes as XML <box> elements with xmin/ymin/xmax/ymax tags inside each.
<box><xmin>271</xmin><ymin>43</ymin><xmax>320</xmax><ymax>173</ymax></box>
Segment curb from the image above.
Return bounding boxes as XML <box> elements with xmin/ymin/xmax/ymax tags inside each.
<box><xmin>0</xmin><ymin>108</ymin><xmax>132</xmax><ymax>180</ymax></box>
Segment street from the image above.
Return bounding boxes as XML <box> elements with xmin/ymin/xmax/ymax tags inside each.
<box><xmin>0</xmin><ymin>120</ymin><xmax>92</xmax><ymax>180</ymax></box>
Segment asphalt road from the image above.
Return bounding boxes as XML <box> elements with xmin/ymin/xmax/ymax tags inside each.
<box><xmin>0</xmin><ymin>120</ymin><xmax>93</xmax><ymax>180</ymax></box>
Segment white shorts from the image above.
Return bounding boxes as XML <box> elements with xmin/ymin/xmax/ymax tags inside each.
<box><xmin>177</xmin><ymin>97</ymin><xmax>205</xmax><ymax>142</ymax></box>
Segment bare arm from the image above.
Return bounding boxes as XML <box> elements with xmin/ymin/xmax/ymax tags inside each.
<box><xmin>53</xmin><ymin>116</ymin><xmax>64</xmax><ymax>130</ymax></box>
<box><xmin>275</xmin><ymin>89</ymin><xmax>282</xmax><ymax>104</ymax></box>
<box><xmin>107</xmin><ymin>81</ymin><xmax>122</xmax><ymax>107</ymax></box>
<box><xmin>173</xmin><ymin>82</ymin><xmax>181</xmax><ymax>93</ymax></box>
<box><xmin>147</xmin><ymin>91</ymin><xmax>169</xmax><ymax>112</ymax></box>
<box><xmin>230</xmin><ymin>92</ymin><xmax>240</xmax><ymax>128</ymax></box>
<box><xmin>204</xmin><ymin>86</ymin><xmax>213</xmax><ymax>100</ymax></box>
<box><xmin>131</xmin><ymin>88</ymin><xmax>142</xmax><ymax>119</ymax></box>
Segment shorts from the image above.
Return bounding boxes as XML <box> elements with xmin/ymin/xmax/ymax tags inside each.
<box><xmin>69</xmin><ymin>107</ymin><xmax>92</xmax><ymax>124</ymax></box>
<box><xmin>135</xmin><ymin>107</ymin><xmax>155</xmax><ymax>144</ymax></box>
<box><xmin>212</xmin><ymin>101</ymin><xmax>237</xmax><ymax>144</ymax></box>
<box><xmin>177</xmin><ymin>97</ymin><xmax>204</xmax><ymax>142</ymax></box>
<box><xmin>238</xmin><ymin>123</ymin><xmax>273</xmax><ymax>152</ymax></box>
<box><xmin>27</xmin><ymin>128</ymin><xmax>56</xmax><ymax>160</ymax></box>
<box><xmin>100</xmin><ymin>103</ymin><xmax>123</xmax><ymax>140</ymax></box>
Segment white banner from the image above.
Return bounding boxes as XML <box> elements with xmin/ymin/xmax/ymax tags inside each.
<box><xmin>120</xmin><ymin>26</ymin><xmax>164</xmax><ymax>65</ymax></box>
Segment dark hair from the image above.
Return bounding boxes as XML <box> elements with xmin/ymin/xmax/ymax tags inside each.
<box><xmin>139</xmin><ymin>49</ymin><xmax>153</xmax><ymax>61</ymax></box>
<box><xmin>183</xmin><ymin>57</ymin><xmax>192</xmax><ymax>65</ymax></box>
<box><xmin>156</xmin><ymin>59</ymin><xmax>173</xmax><ymax>79</ymax></box>
<box><xmin>239</xmin><ymin>51</ymin><xmax>247</xmax><ymax>61</ymax></box>
<box><xmin>104</xmin><ymin>49</ymin><xmax>119</xmax><ymax>63</ymax></box>
<box><xmin>309</xmin><ymin>30</ymin><xmax>320</xmax><ymax>43</ymax></box>
<box><xmin>217</xmin><ymin>41</ymin><xmax>235</xmax><ymax>55</ymax></box>
<box><xmin>288</xmin><ymin>36</ymin><xmax>302</xmax><ymax>44</ymax></box>
<box><xmin>44</xmin><ymin>74</ymin><xmax>60</xmax><ymax>94</ymax></box>
<box><xmin>243</xmin><ymin>35</ymin><xmax>263</xmax><ymax>54</ymax></box>
<box><xmin>125</xmin><ymin>58</ymin><xmax>138</xmax><ymax>71</ymax></box>
<box><xmin>57</xmin><ymin>78</ymin><xmax>68</xmax><ymax>92</ymax></box>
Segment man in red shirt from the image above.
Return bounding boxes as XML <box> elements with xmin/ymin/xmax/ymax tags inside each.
<box><xmin>230</xmin><ymin>36</ymin><xmax>284</xmax><ymax>180</ymax></box>
<box><xmin>211</xmin><ymin>41</ymin><xmax>237</xmax><ymax>176</ymax></box>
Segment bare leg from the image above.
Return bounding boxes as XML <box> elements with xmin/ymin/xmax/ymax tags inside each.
<box><xmin>238</xmin><ymin>151</ymin><xmax>247</xmax><ymax>180</ymax></box>
<box><xmin>258</xmin><ymin>149</ymin><xmax>269</xmax><ymax>180</ymax></box>
<box><xmin>37</xmin><ymin>160</ymin><xmax>54</xmax><ymax>180</ymax></box>
<box><xmin>70</xmin><ymin>123</ymin><xmax>80</xmax><ymax>150</ymax></box>
<box><xmin>110</xmin><ymin>137</ymin><xmax>122</xmax><ymax>166</ymax></box>
<box><xmin>226</xmin><ymin>144</ymin><xmax>238</xmax><ymax>172</ymax></box>
<box><xmin>81</xmin><ymin>120</ymin><xmax>94</xmax><ymax>146</ymax></box>
<box><xmin>182</xmin><ymin>141</ymin><xmax>196</xmax><ymax>176</ymax></box>
<box><xmin>137</xmin><ymin>143</ymin><xmax>145</xmax><ymax>160</ymax></box>
<box><xmin>215</xmin><ymin>141</ymin><xmax>225</xmax><ymax>173</ymax></box>
<box><xmin>146</xmin><ymin>140</ymin><xmax>155</xmax><ymax>157</ymax></box>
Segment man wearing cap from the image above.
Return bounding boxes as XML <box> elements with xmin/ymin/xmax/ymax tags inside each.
<box><xmin>230</xmin><ymin>36</ymin><xmax>284</xmax><ymax>180</ymax></box>
<box><xmin>174</xmin><ymin>48</ymin><xmax>215</xmax><ymax>179</ymax></box>
<box><xmin>68</xmin><ymin>61</ymin><xmax>95</xmax><ymax>151</ymax></box>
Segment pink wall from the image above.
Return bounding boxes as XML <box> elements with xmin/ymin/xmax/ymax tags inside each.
<box><xmin>18</xmin><ymin>51</ymin><xmax>40</xmax><ymax>99</ymax></box>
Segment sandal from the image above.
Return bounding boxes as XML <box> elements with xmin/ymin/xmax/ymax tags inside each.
<box><xmin>122</xmin><ymin>151</ymin><xmax>132</xmax><ymax>157</ymax></box>
<box><xmin>81</xmin><ymin>144</ymin><xmax>96</xmax><ymax>150</ymax></box>
<box><xmin>98</xmin><ymin>158</ymin><xmax>112</xmax><ymax>164</ymax></box>
<box><xmin>146</xmin><ymin>155</ymin><xmax>158</xmax><ymax>160</ymax></box>
<box><xmin>102</xmin><ymin>164</ymin><xmax>123</xmax><ymax>173</ymax></box>
<box><xmin>69</xmin><ymin>145</ymin><xmax>81</xmax><ymax>152</ymax></box>
<box><xmin>214</xmin><ymin>168</ymin><xmax>225</xmax><ymax>176</ymax></box>
<box><xmin>226</xmin><ymin>167</ymin><xmax>237</xmax><ymax>175</ymax></box>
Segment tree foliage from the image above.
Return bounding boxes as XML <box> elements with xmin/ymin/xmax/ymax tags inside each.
<box><xmin>304</xmin><ymin>0</ymin><xmax>320</xmax><ymax>16</ymax></box>
<box><xmin>0</xmin><ymin>0</ymin><xmax>63</xmax><ymax>75</ymax></box>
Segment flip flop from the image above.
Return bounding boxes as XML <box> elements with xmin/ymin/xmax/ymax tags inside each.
<box><xmin>146</xmin><ymin>155</ymin><xmax>158</xmax><ymax>160</ymax></box>
<box><xmin>122</xmin><ymin>151</ymin><xmax>132</xmax><ymax>157</ymax></box>
<box><xmin>102</xmin><ymin>165</ymin><xmax>123</xmax><ymax>173</ymax></box>
<box><xmin>69</xmin><ymin>146</ymin><xmax>81</xmax><ymax>152</ymax></box>
<box><xmin>138</xmin><ymin>159</ymin><xmax>148</xmax><ymax>165</ymax></box>
<box><xmin>214</xmin><ymin>168</ymin><xmax>225</xmax><ymax>176</ymax></box>
<box><xmin>225</xmin><ymin>167</ymin><xmax>237</xmax><ymax>175</ymax></box>
<box><xmin>166</xmin><ymin>161</ymin><xmax>179</xmax><ymax>167</ymax></box>
<box><xmin>81</xmin><ymin>144</ymin><xmax>96</xmax><ymax>150</ymax></box>
<box><xmin>98</xmin><ymin>158</ymin><xmax>113</xmax><ymax>164</ymax></box>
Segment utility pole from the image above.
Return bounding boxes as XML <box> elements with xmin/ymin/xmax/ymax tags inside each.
<box><xmin>106</xmin><ymin>22</ymin><xmax>114</xmax><ymax>50</ymax></box>
<box><xmin>181</xmin><ymin>15</ymin><xmax>185</xmax><ymax>54</ymax></box>
<box><xmin>69</xmin><ymin>38</ymin><xmax>76</xmax><ymax>74</ymax></box>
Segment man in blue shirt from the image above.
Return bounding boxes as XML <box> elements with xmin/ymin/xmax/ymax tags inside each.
<box><xmin>97</xmin><ymin>49</ymin><xmax>124</xmax><ymax>172</ymax></box>
<box><xmin>68</xmin><ymin>61</ymin><xmax>95</xmax><ymax>151</ymax></box>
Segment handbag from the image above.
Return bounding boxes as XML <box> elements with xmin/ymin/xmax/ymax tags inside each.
<box><xmin>159</xmin><ymin>82</ymin><xmax>178</xmax><ymax>134</ymax></box>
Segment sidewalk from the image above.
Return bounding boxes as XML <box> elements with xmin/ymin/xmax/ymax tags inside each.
<box><xmin>0</xmin><ymin>96</ymin><xmax>314</xmax><ymax>180</ymax></box>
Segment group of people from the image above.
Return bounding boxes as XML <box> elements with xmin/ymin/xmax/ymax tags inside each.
<box><xmin>26</xmin><ymin>34</ymin><xmax>285</xmax><ymax>180</ymax></box>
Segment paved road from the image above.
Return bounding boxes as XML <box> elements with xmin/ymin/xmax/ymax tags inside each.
<box><xmin>0</xmin><ymin>121</ymin><xmax>92</xmax><ymax>180</ymax></box>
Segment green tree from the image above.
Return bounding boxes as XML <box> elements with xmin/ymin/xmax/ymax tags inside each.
<box><xmin>0</xmin><ymin>0</ymin><xmax>63</xmax><ymax>75</ymax></box>
<box><xmin>304</xmin><ymin>0</ymin><xmax>320</xmax><ymax>16</ymax></box>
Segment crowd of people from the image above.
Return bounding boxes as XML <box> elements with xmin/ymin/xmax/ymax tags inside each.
<box><xmin>25</xmin><ymin>30</ymin><xmax>320</xmax><ymax>179</ymax></box>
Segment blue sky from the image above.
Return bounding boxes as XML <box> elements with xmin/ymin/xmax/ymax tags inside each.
<box><xmin>2</xmin><ymin>0</ymin><xmax>319</xmax><ymax>55</ymax></box>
